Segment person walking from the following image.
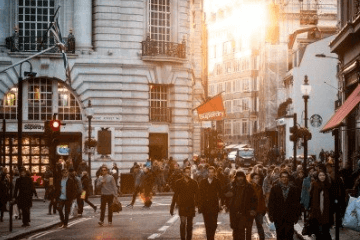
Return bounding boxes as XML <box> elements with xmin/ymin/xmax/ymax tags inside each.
<box><xmin>69</xmin><ymin>168</ymin><xmax>83</xmax><ymax>217</ymax></box>
<box><xmin>268</xmin><ymin>169</ymin><xmax>301</xmax><ymax>240</ymax></box>
<box><xmin>13</xmin><ymin>167</ymin><xmax>38</xmax><ymax>227</ymax></box>
<box><xmin>96</xmin><ymin>166</ymin><xmax>118</xmax><ymax>226</ymax></box>
<box><xmin>309</xmin><ymin>167</ymin><xmax>333</xmax><ymax>239</ymax></box>
<box><xmin>250</xmin><ymin>172</ymin><xmax>266</xmax><ymax>240</ymax></box>
<box><xmin>170</xmin><ymin>166</ymin><xmax>198</xmax><ymax>240</ymax></box>
<box><xmin>79</xmin><ymin>171</ymin><xmax>97</xmax><ymax>215</ymax></box>
<box><xmin>0</xmin><ymin>172</ymin><xmax>9</xmax><ymax>222</ymax></box>
<box><xmin>54</xmin><ymin>168</ymin><xmax>77</xmax><ymax>228</ymax></box>
<box><xmin>198</xmin><ymin>166</ymin><xmax>223</xmax><ymax>240</ymax></box>
<box><xmin>226</xmin><ymin>170</ymin><xmax>257</xmax><ymax>240</ymax></box>
<box><xmin>126</xmin><ymin>165</ymin><xmax>144</xmax><ymax>209</ymax></box>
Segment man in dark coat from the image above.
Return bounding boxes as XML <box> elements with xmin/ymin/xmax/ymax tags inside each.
<box><xmin>226</xmin><ymin>170</ymin><xmax>257</xmax><ymax>240</ymax></box>
<box><xmin>54</xmin><ymin>168</ymin><xmax>77</xmax><ymax>228</ymax></box>
<box><xmin>79</xmin><ymin>171</ymin><xmax>97</xmax><ymax>215</ymax></box>
<box><xmin>13</xmin><ymin>167</ymin><xmax>37</xmax><ymax>227</ymax></box>
<box><xmin>268</xmin><ymin>169</ymin><xmax>301</xmax><ymax>240</ymax></box>
<box><xmin>198</xmin><ymin>166</ymin><xmax>223</xmax><ymax>240</ymax></box>
<box><xmin>170</xmin><ymin>166</ymin><xmax>198</xmax><ymax>240</ymax></box>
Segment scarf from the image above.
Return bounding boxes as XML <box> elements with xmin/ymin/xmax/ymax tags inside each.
<box><xmin>280</xmin><ymin>182</ymin><xmax>290</xmax><ymax>200</ymax></box>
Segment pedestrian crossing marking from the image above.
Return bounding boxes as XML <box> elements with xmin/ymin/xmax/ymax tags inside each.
<box><xmin>166</xmin><ymin>215</ymin><xmax>179</xmax><ymax>224</ymax></box>
<box><xmin>148</xmin><ymin>233</ymin><xmax>159</xmax><ymax>239</ymax></box>
<box><xmin>195</xmin><ymin>222</ymin><xmax>222</xmax><ymax>225</ymax></box>
<box><xmin>158</xmin><ymin>226</ymin><xmax>169</xmax><ymax>231</ymax></box>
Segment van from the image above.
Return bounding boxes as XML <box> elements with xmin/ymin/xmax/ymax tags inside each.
<box><xmin>235</xmin><ymin>148</ymin><xmax>256</xmax><ymax>167</ymax></box>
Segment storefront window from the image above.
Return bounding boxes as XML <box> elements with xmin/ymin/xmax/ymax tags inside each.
<box><xmin>58</xmin><ymin>83</ymin><xmax>82</xmax><ymax>120</ymax></box>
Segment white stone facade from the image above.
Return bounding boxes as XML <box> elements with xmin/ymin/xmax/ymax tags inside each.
<box><xmin>0</xmin><ymin>0</ymin><xmax>204</xmax><ymax>175</ymax></box>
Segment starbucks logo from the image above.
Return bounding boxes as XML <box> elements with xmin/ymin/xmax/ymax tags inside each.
<box><xmin>310</xmin><ymin>114</ymin><xmax>322</xmax><ymax>128</ymax></box>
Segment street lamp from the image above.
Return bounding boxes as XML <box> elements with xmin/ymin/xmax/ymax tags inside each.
<box><xmin>86</xmin><ymin>100</ymin><xmax>94</xmax><ymax>178</ymax></box>
<box><xmin>301</xmin><ymin>75</ymin><xmax>312</xmax><ymax>177</ymax></box>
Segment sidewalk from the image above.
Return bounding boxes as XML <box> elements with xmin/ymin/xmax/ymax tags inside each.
<box><xmin>294</xmin><ymin>219</ymin><xmax>360</xmax><ymax>240</ymax></box>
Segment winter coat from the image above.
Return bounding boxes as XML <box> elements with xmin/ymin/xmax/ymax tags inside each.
<box><xmin>252</xmin><ymin>182</ymin><xmax>267</xmax><ymax>215</ymax></box>
<box><xmin>268</xmin><ymin>182</ymin><xmax>301</xmax><ymax>223</ymax></box>
<box><xmin>171</xmin><ymin>177</ymin><xmax>199</xmax><ymax>217</ymax></box>
<box><xmin>14</xmin><ymin>176</ymin><xmax>37</xmax><ymax>208</ymax></box>
<box><xmin>54</xmin><ymin>177</ymin><xmax>77</xmax><ymax>201</ymax></box>
<box><xmin>301</xmin><ymin>176</ymin><xmax>311</xmax><ymax>210</ymax></box>
<box><xmin>81</xmin><ymin>174</ymin><xmax>92</xmax><ymax>196</ymax></box>
<box><xmin>309</xmin><ymin>180</ymin><xmax>333</xmax><ymax>226</ymax></box>
<box><xmin>198</xmin><ymin>178</ymin><xmax>223</xmax><ymax>213</ymax></box>
<box><xmin>0</xmin><ymin>178</ymin><xmax>9</xmax><ymax>207</ymax></box>
<box><xmin>227</xmin><ymin>181</ymin><xmax>257</xmax><ymax>229</ymax></box>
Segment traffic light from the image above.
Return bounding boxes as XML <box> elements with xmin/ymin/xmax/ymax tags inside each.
<box><xmin>289</xmin><ymin>126</ymin><xmax>298</xmax><ymax>142</ymax></box>
<box><xmin>50</xmin><ymin>119</ymin><xmax>61</xmax><ymax>132</ymax></box>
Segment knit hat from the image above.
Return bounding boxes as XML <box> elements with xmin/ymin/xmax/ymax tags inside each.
<box><xmin>235</xmin><ymin>170</ymin><xmax>246</xmax><ymax>178</ymax></box>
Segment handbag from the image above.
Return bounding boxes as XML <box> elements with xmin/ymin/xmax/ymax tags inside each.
<box><xmin>111</xmin><ymin>197</ymin><xmax>122</xmax><ymax>213</ymax></box>
<box><xmin>70</xmin><ymin>200</ymin><xmax>79</xmax><ymax>217</ymax></box>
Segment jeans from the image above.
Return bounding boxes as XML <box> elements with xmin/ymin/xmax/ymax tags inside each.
<box><xmin>180</xmin><ymin>216</ymin><xmax>193</xmax><ymax>240</ymax></box>
<box><xmin>254</xmin><ymin>214</ymin><xmax>265</xmax><ymax>240</ymax></box>
<box><xmin>130</xmin><ymin>186</ymin><xmax>141</xmax><ymax>205</ymax></box>
<box><xmin>57</xmin><ymin>199</ymin><xmax>72</xmax><ymax>226</ymax></box>
<box><xmin>20</xmin><ymin>206</ymin><xmax>30</xmax><ymax>225</ymax></box>
<box><xmin>100</xmin><ymin>195</ymin><xmax>113</xmax><ymax>223</ymax></box>
<box><xmin>202</xmin><ymin>212</ymin><xmax>218</xmax><ymax>240</ymax></box>
<box><xmin>315</xmin><ymin>224</ymin><xmax>332</xmax><ymax>240</ymax></box>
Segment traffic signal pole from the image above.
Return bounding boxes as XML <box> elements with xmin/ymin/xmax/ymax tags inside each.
<box><xmin>292</xmin><ymin>113</ymin><xmax>297</xmax><ymax>172</ymax></box>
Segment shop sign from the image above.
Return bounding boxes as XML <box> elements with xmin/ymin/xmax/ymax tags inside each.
<box><xmin>24</xmin><ymin>123</ymin><xmax>44</xmax><ymax>131</ymax></box>
<box><xmin>56</xmin><ymin>145</ymin><xmax>70</xmax><ymax>156</ymax></box>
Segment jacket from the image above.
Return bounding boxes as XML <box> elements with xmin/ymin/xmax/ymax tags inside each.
<box><xmin>300</xmin><ymin>176</ymin><xmax>311</xmax><ymax>210</ymax></box>
<box><xmin>309</xmin><ymin>180</ymin><xmax>333</xmax><ymax>226</ymax></box>
<box><xmin>268</xmin><ymin>182</ymin><xmax>301</xmax><ymax>223</ymax></box>
<box><xmin>81</xmin><ymin>174</ymin><xmax>92</xmax><ymax>195</ymax></box>
<box><xmin>252</xmin><ymin>182</ymin><xmax>267</xmax><ymax>215</ymax></box>
<box><xmin>14</xmin><ymin>176</ymin><xmax>37</xmax><ymax>208</ymax></box>
<box><xmin>198</xmin><ymin>177</ymin><xmax>223</xmax><ymax>213</ymax></box>
<box><xmin>227</xmin><ymin>180</ymin><xmax>257</xmax><ymax>229</ymax></box>
<box><xmin>54</xmin><ymin>176</ymin><xmax>77</xmax><ymax>201</ymax></box>
<box><xmin>171</xmin><ymin>177</ymin><xmax>198</xmax><ymax>209</ymax></box>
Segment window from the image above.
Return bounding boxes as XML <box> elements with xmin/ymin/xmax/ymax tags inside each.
<box><xmin>233</xmin><ymin>99</ymin><xmax>241</xmax><ymax>112</ymax></box>
<box><xmin>149</xmin><ymin>84</ymin><xmax>171</xmax><ymax>122</ymax></box>
<box><xmin>223</xmin><ymin>41</ymin><xmax>232</xmax><ymax>55</ymax></box>
<box><xmin>225</xmin><ymin>62</ymin><xmax>232</xmax><ymax>73</ymax></box>
<box><xmin>234</xmin><ymin>60</ymin><xmax>240</xmax><ymax>72</ymax></box>
<box><xmin>225</xmin><ymin>101</ymin><xmax>232</xmax><ymax>114</ymax></box>
<box><xmin>253</xmin><ymin>77</ymin><xmax>258</xmax><ymax>91</ymax></box>
<box><xmin>149</xmin><ymin>0</ymin><xmax>171</xmax><ymax>42</ymax></box>
<box><xmin>0</xmin><ymin>78</ymin><xmax>82</xmax><ymax>121</ymax></box>
<box><xmin>58</xmin><ymin>83</ymin><xmax>82</xmax><ymax>120</ymax></box>
<box><xmin>224</xmin><ymin>121</ymin><xmax>231</xmax><ymax>135</ymax></box>
<box><xmin>235</xmin><ymin>80</ymin><xmax>241</xmax><ymax>92</ymax></box>
<box><xmin>28</xmin><ymin>78</ymin><xmax>53</xmax><ymax>120</ymax></box>
<box><xmin>0</xmin><ymin>88</ymin><xmax>18</xmax><ymax>119</ymax></box>
<box><xmin>18</xmin><ymin>0</ymin><xmax>55</xmax><ymax>51</ymax></box>
<box><xmin>242</xmin><ymin>119</ymin><xmax>248</xmax><ymax>135</ymax></box>
<box><xmin>233</xmin><ymin>121</ymin><xmax>241</xmax><ymax>135</ymax></box>
<box><xmin>243</xmin><ymin>79</ymin><xmax>250</xmax><ymax>92</ymax></box>
<box><xmin>209</xmin><ymin>85</ymin><xmax>215</xmax><ymax>96</ymax></box>
<box><xmin>216</xmin><ymin>64</ymin><xmax>222</xmax><ymax>75</ymax></box>
<box><xmin>225</xmin><ymin>81</ymin><xmax>232</xmax><ymax>93</ymax></box>
<box><xmin>217</xmin><ymin>83</ymin><xmax>223</xmax><ymax>93</ymax></box>
<box><xmin>242</xmin><ymin>98</ymin><xmax>249</xmax><ymax>111</ymax></box>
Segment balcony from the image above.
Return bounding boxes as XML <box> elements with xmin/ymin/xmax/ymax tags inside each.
<box><xmin>149</xmin><ymin>107</ymin><xmax>172</xmax><ymax>123</ymax></box>
<box><xmin>5</xmin><ymin>33</ymin><xmax>75</xmax><ymax>53</ymax></box>
<box><xmin>141</xmin><ymin>37</ymin><xmax>186</xmax><ymax>63</ymax></box>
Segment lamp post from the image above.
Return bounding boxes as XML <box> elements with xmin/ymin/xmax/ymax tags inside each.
<box><xmin>86</xmin><ymin>100</ymin><xmax>94</xmax><ymax>178</ymax></box>
<box><xmin>301</xmin><ymin>75</ymin><xmax>312</xmax><ymax>177</ymax></box>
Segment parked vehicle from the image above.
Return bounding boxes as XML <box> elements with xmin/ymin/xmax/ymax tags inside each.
<box><xmin>228</xmin><ymin>150</ymin><xmax>237</xmax><ymax>162</ymax></box>
<box><xmin>235</xmin><ymin>148</ymin><xmax>256</xmax><ymax>167</ymax></box>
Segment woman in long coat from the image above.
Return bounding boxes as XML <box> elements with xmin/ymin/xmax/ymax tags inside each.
<box><xmin>309</xmin><ymin>167</ymin><xmax>333</xmax><ymax>240</ymax></box>
<box><xmin>14</xmin><ymin>167</ymin><xmax>37</xmax><ymax>227</ymax></box>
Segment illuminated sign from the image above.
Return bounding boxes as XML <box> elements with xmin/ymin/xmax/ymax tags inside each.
<box><xmin>56</xmin><ymin>145</ymin><xmax>70</xmax><ymax>155</ymax></box>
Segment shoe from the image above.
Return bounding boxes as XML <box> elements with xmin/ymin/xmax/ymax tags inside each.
<box><xmin>59</xmin><ymin>224</ymin><xmax>64</xmax><ymax>228</ymax></box>
<box><xmin>108</xmin><ymin>222</ymin><xmax>112</xmax><ymax>226</ymax></box>
<box><xmin>141</xmin><ymin>206</ymin><xmax>149</xmax><ymax>210</ymax></box>
<box><xmin>126</xmin><ymin>204</ymin><xmax>133</xmax><ymax>209</ymax></box>
<box><xmin>78</xmin><ymin>214</ymin><xmax>82</xmax><ymax>217</ymax></box>
<box><xmin>98</xmin><ymin>221</ymin><xmax>104</xmax><ymax>226</ymax></box>
<box><xmin>94</xmin><ymin>206</ymin><xmax>97</xmax><ymax>212</ymax></box>
<box><xmin>14</xmin><ymin>215</ymin><xmax>19</xmax><ymax>220</ymax></box>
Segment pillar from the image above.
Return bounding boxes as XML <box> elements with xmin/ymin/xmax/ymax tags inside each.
<box><xmin>73</xmin><ymin>0</ymin><xmax>92</xmax><ymax>52</ymax></box>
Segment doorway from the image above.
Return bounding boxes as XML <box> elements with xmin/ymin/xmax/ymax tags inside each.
<box><xmin>149</xmin><ymin>133</ymin><xmax>168</xmax><ymax>160</ymax></box>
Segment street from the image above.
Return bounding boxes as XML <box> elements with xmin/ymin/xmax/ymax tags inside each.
<box><xmin>19</xmin><ymin>195</ymin><xmax>282</xmax><ymax>240</ymax></box>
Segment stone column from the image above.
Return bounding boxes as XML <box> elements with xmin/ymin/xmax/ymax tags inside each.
<box><xmin>73</xmin><ymin>0</ymin><xmax>92</xmax><ymax>52</ymax></box>
<box><xmin>0</xmin><ymin>0</ymin><xmax>10</xmax><ymax>48</ymax></box>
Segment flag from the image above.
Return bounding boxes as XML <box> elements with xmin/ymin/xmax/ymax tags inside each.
<box><xmin>196</xmin><ymin>94</ymin><xmax>226</xmax><ymax>121</ymax></box>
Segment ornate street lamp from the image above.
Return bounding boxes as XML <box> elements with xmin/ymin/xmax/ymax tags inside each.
<box><xmin>301</xmin><ymin>75</ymin><xmax>312</xmax><ymax>177</ymax></box>
<box><xmin>86</xmin><ymin>100</ymin><xmax>94</xmax><ymax>178</ymax></box>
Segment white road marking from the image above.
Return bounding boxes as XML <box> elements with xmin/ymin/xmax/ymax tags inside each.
<box><xmin>148</xmin><ymin>233</ymin><xmax>159</xmax><ymax>239</ymax></box>
<box><xmin>195</xmin><ymin>222</ymin><xmax>222</xmax><ymax>225</ymax></box>
<box><xmin>166</xmin><ymin>215</ymin><xmax>179</xmax><ymax>224</ymax></box>
<box><xmin>158</xmin><ymin>226</ymin><xmax>169</xmax><ymax>231</ymax></box>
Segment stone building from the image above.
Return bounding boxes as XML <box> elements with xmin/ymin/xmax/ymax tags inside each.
<box><xmin>0</xmin><ymin>0</ymin><xmax>205</xmax><ymax>178</ymax></box>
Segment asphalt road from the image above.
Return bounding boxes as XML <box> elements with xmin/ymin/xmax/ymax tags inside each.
<box><xmin>18</xmin><ymin>195</ymin><xmax>286</xmax><ymax>240</ymax></box>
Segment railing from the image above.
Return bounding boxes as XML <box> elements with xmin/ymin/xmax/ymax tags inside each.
<box><xmin>5</xmin><ymin>32</ymin><xmax>75</xmax><ymax>53</ymax></box>
<box><xmin>149</xmin><ymin>107</ymin><xmax>172</xmax><ymax>123</ymax></box>
<box><xmin>142</xmin><ymin>38</ymin><xmax>186</xmax><ymax>59</ymax></box>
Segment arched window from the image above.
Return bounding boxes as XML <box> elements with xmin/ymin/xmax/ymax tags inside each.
<box><xmin>0</xmin><ymin>78</ymin><xmax>82</xmax><ymax>121</ymax></box>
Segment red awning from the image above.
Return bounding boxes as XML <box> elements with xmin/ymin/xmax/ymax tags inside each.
<box><xmin>196</xmin><ymin>94</ymin><xmax>226</xmax><ymax>121</ymax></box>
<box><xmin>321</xmin><ymin>84</ymin><xmax>360</xmax><ymax>132</ymax></box>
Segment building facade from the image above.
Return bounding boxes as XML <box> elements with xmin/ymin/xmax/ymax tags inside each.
<box><xmin>0</xmin><ymin>0</ymin><xmax>205</xmax><ymax>178</ymax></box>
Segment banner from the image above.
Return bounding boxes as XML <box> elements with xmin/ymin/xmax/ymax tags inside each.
<box><xmin>196</xmin><ymin>95</ymin><xmax>225</xmax><ymax>121</ymax></box>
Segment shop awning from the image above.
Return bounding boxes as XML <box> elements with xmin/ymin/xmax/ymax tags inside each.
<box><xmin>321</xmin><ymin>84</ymin><xmax>360</xmax><ymax>132</ymax></box>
